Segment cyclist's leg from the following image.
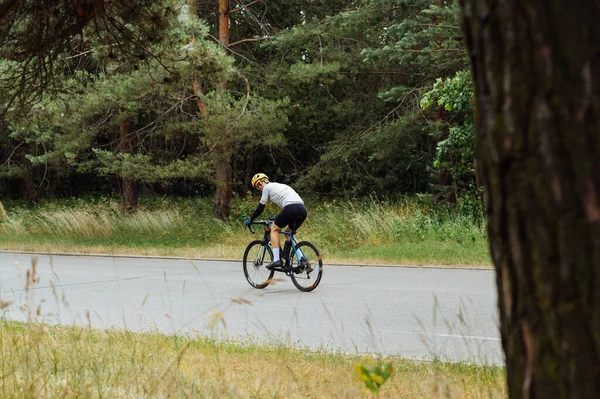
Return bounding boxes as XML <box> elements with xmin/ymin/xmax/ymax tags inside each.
<box><xmin>281</xmin><ymin>227</ymin><xmax>294</xmax><ymax>266</ymax></box>
<box><xmin>268</xmin><ymin>204</ymin><xmax>302</xmax><ymax>268</ymax></box>
<box><xmin>270</xmin><ymin>223</ymin><xmax>282</xmax><ymax>261</ymax></box>
<box><xmin>283</xmin><ymin>213</ymin><xmax>304</xmax><ymax>243</ymax></box>
<box><xmin>290</xmin><ymin>204</ymin><xmax>307</xmax><ymax>231</ymax></box>
<box><xmin>266</xmin><ymin>209</ymin><xmax>288</xmax><ymax>269</ymax></box>
<box><xmin>285</xmin><ymin>204</ymin><xmax>307</xmax><ymax>234</ymax></box>
<box><xmin>281</xmin><ymin>204</ymin><xmax>307</xmax><ymax>260</ymax></box>
<box><xmin>281</xmin><ymin>221</ymin><xmax>296</xmax><ymax>256</ymax></box>
<box><xmin>275</xmin><ymin>204</ymin><xmax>306</xmax><ymax>233</ymax></box>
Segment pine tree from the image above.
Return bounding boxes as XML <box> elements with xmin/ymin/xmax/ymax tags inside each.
<box><xmin>2</xmin><ymin>4</ymin><xmax>289</xmax><ymax>210</ymax></box>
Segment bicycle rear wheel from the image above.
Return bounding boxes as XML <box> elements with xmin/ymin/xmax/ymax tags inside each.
<box><xmin>288</xmin><ymin>241</ymin><xmax>323</xmax><ymax>292</ymax></box>
<box><xmin>243</xmin><ymin>240</ymin><xmax>275</xmax><ymax>289</ymax></box>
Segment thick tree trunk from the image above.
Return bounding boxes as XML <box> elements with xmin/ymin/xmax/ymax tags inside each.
<box><xmin>119</xmin><ymin>121</ymin><xmax>137</xmax><ymax>212</ymax></box>
<box><xmin>460</xmin><ymin>1</ymin><xmax>600</xmax><ymax>398</ymax></box>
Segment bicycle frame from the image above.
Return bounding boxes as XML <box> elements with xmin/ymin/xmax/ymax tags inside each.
<box><xmin>281</xmin><ymin>231</ymin><xmax>305</xmax><ymax>265</ymax></box>
<box><xmin>256</xmin><ymin>221</ymin><xmax>304</xmax><ymax>265</ymax></box>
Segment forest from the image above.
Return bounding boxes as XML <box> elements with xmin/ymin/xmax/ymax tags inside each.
<box><xmin>0</xmin><ymin>0</ymin><xmax>476</xmax><ymax>220</ymax></box>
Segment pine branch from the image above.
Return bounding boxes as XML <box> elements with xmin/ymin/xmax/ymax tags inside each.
<box><xmin>228</xmin><ymin>36</ymin><xmax>269</xmax><ymax>47</ymax></box>
<box><xmin>2</xmin><ymin>141</ymin><xmax>25</xmax><ymax>167</ymax></box>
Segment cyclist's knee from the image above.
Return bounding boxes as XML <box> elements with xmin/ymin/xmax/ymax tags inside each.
<box><xmin>271</xmin><ymin>223</ymin><xmax>282</xmax><ymax>232</ymax></box>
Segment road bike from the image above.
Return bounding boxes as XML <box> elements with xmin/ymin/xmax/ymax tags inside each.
<box><xmin>243</xmin><ymin>219</ymin><xmax>323</xmax><ymax>292</ymax></box>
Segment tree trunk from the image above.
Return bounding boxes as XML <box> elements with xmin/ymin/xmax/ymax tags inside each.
<box><xmin>22</xmin><ymin>173</ymin><xmax>36</xmax><ymax>204</ymax></box>
<box><xmin>193</xmin><ymin>80</ymin><xmax>207</xmax><ymax>118</ymax></box>
<box><xmin>213</xmin><ymin>146</ymin><xmax>232</xmax><ymax>220</ymax></box>
<box><xmin>119</xmin><ymin>121</ymin><xmax>137</xmax><ymax>212</ymax></box>
<box><xmin>218</xmin><ymin>0</ymin><xmax>230</xmax><ymax>50</ymax></box>
<box><xmin>189</xmin><ymin>0</ymin><xmax>233</xmax><ymax>220</ymax></box>
<box><xmin>244</xmin><ymin>152</ymin><xmax>253</xmax><ymax>192</ymax></box>
<box><xmin>211</xmin><ymin>0</ymin><xmax>232</xmax><ymax>220</ymax></box>
<box><xmin>460</xmin><ymin>1</ymin><xmax>600</xmax><ymax>398</ymax></box>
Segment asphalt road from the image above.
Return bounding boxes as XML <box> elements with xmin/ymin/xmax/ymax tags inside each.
<box><xmin>0</xmin><ymin>252</ymin><xmax>502</xmax><ymax>365</ymax></box>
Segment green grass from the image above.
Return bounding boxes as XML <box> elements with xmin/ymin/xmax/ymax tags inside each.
<box><xmin>333</xmin><ymin>242</ymin><xmax>491</xmax><ymax>266</ymax></box>
<box><xmin>0</xmin><ymin>321</ymin><xmax>506</xmax><ymax>398</ymax></box>
<box><xmin>0</xmin><ymin>195</ymin><xmax>491</xmax><ymax>267</ymax></box>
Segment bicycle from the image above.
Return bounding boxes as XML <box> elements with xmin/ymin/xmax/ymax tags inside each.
<box><xmin>243</xmin><ymin>218</ymin><xmax>323</xmax><ymax>292</ymax></box>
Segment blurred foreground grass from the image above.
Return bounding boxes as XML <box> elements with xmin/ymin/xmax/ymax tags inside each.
<box><xmin>0</xmin><ymin>195</ymin><xmax>491</xmax><ymax>267</ymax></box>
<box><xmin>0</xmin><ymin>321</ymin><xmax>506</xmax><ymax>398</ymax></box>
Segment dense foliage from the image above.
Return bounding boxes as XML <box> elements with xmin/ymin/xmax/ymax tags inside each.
<box><xmin>0</xmin><ymin>0</ymin><xmax>476</xmax><ymax>215</ymax></box>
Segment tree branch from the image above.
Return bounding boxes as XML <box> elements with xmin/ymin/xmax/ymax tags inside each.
<box><xmin>2</xmin><ymin>141</ymin><xmax>25</xmax><ymax>167</ymax></box>
<box><xmin>228</xmin><ymin>36</ymin><xmax>269</xmax><ymax>47</ymax></box>
<box><xmin>229</xmin><ymin>0</ymin><xmax>264</xmax><ymax>15</ymax></box>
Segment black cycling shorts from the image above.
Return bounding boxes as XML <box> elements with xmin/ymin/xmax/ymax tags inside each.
<box><xmin>274</xmin><ymin>203</ymin><xmax>307</xmax><ymax>231</ymax></box>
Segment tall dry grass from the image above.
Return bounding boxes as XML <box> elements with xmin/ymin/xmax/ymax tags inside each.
<box><xmin>0</xmin><ymin>196</ymin><xmax>490</xmax><ymax>265</ymax></box>
<box><xmin>2</xmin><ymin>205</ymin><xmax>185</xmax><ymax>238</ymax></box>
<box><xmin>0</xmin><ymin>322</ymin><xmax>506</xmax><ymax>398</ymax></box>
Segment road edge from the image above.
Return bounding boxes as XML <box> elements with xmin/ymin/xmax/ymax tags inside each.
<box><xmin>0</xmin><ymin>250</ymin><xmax>493</xmax><ymax>271</ymax></box>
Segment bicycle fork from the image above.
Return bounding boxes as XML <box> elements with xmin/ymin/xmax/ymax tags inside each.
<box><xmin>254</xmin><ymin>244</ymin><xmax>268</xmax><ymax>269</ymax></box>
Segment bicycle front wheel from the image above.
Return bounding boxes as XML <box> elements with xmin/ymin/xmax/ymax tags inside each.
<box><xmin>243</xmin><ymin>240</ymin><xmax>275</xmax><ymax>289</ymax></box>
<box><xmin>289</xmin><ymin>241</ymin><xmax>323</xmax><ymax>292</ymax></box>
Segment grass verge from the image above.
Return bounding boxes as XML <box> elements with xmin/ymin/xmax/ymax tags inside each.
<box><xmin>0</xmin><ymin>321</ymin><xmax>506</xmax><ymax>398</ymax></box>
<box><xmin>0</xmin><ymin>196</ymin><xmax>491</xmax><ymax>267</ymax></box>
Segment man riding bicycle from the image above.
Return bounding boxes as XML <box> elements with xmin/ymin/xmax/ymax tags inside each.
<box><xmin>245</xmin><ymin>173</ymin><xmax>307</xmax><ymax>270</ymax></box>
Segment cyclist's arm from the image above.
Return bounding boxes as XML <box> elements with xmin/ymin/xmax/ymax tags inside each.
<box><xmin>250</xmin><ymin>203</ymin><xmax>265</xmax><ymax>221</ymax></box>
<box><xmin>250</xmin><ymin>185</ymin><xmax>270</xmax><ymax>221</ymax></box>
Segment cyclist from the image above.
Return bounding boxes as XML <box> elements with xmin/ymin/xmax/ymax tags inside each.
<box><xmin>245</xmin><ymin>173</ymin><xmax>307</xmax><ymax>270</ymax></box>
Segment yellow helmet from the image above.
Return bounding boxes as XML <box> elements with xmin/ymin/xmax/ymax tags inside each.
<box><xmin>251</xmin><ymin>173</ymin><xmax>268</xmax><ymax>188</ymax></box>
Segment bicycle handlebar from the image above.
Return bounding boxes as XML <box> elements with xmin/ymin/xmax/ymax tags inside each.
<box><xmin>246</xmin><ymin>219</ymin><xmax>274</xmax><ymax>235</ymax></box>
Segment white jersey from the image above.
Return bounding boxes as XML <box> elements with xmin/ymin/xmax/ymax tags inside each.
<box><xmin>260</xmin><ymin>182</ymin><xmax>304</xmax><ymax>209</ymax></box>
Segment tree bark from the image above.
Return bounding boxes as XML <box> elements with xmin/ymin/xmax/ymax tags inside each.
<box><xmin>22</xmin><ymin>173</ymin><xmax>36</xmax><ymax>204</ymax></box>
<box><xmin>244</xmin><ymin>152</ymin><xmax>253</xmax><ymax>192</ymax></box>
<box><xmin>212</xmin><ymin>145</ymin><xmax>232</xmax><ymax>220</ymax></box>
<box><xmin>218</xmin><ymin>0</ymin><xmax>230</xmax><ymax>50</ymax></box>
<box><xmin>193</xmin><ymin>80</ymin><xmax>208</xmax><ymax>118</ymax></box>
<box><xmin>119</xmin><ymin>120</ymin><xmax>137</xmax><ymax>212</ymax></box>
<box><xmin>211</xmin><ymin>0</ymin><xmax>232</xmax><ymax>220</ymax></box>
<box><xmin>14</xmin><ymin>147</ymin><xmax>36</xmax><ymax>203</ymax></box>
<box><xmin>460</xmin><ymin>1</ymin><xmax>600</xmax><ymax>398</ymax></box>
